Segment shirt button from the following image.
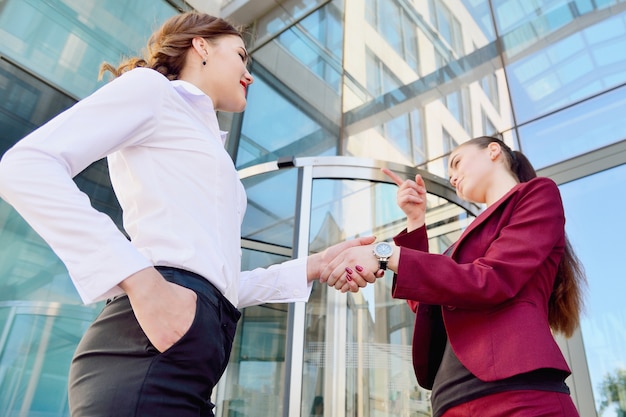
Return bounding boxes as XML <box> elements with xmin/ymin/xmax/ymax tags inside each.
<box><xmin>445</xmin><ymin>305</ymin><xmax>456</xmax><ymax>311</ymax></box>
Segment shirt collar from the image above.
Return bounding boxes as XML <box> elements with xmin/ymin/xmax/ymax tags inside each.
<box><xmin>171</xmin><ymin>80</ymin><xmax>229</xmax><ymax>144</ymax></box>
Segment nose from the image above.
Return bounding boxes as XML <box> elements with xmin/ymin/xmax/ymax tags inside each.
<box><xmin>449</xmin><ymin>174</ymin><xmax>457</xmax><ymax>188</ymax></box>
<box><xmin>244</xmin><ymin>71</ymin><xmax>254</xmax><ymax>86</ymax></box>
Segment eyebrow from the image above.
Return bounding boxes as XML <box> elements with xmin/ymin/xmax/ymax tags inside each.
<box><xmin>240</xmin><ymin>48</ymin><xmax>249</xmax><ymax>61</ymax></box>
<box><xmin>449</xmin><ymin>154</ymin><xmax>458</xmax><ymax>170</ymax></box>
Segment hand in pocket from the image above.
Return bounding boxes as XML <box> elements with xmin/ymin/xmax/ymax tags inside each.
<box><xmin>120</xmin><ymin>267</ymin><xmax>198</xmax><ymax>352</ymax></box>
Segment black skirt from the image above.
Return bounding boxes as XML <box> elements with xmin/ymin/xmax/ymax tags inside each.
<box><xmin>68</xmin><ymin>267</ymin><xmax>240</xmax><ymax>417</ymax></box>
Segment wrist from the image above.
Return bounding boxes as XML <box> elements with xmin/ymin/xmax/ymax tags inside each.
<box><xmin>306</xmin><ymin>252</ymin><xmax>322</xmax><ymax>282</ymax></box>
<box><xmin>119</xmin><ymin>267</ymin><xmax>162</xmax><ymax>296</ymax></box>
<box><xmin>407</xmin><ymin>217</ymin><xmax>425</xmax><ymax>233</ymax></box>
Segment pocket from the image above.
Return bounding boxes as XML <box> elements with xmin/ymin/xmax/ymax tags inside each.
<box><xmin>155</xmin><ymin>289</ymin><xmax>201</xmax><ymax>354</ymax></box>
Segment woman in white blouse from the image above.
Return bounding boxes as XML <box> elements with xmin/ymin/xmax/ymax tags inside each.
<box><xmin>0</xmin><ymin>11</ymin><xmax>373</xmax><ymax>417</ymax></box>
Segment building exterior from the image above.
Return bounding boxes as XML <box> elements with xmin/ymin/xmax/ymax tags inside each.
<box><xmin>0</xmin><ymin>0</ymin><xmax>624</xmax><ymax>416</ymax></box>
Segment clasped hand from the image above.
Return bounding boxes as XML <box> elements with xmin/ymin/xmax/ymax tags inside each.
<box><xmin>317</xmin><ymin>168</ymin><xmax>427</xmax><ymax>293</ymax></box>
<box><xmin>319</xmin><ymin>243</ymin><xmax>386</xmax><ymax>293</ymax></box>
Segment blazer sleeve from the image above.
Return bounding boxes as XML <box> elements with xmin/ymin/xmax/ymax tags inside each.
<box><xmin>392</xmin><ymin>225</ymin><xmax>429</xmax><ymax>313</ymax></box>
<box><xmin>392</xmin><ymin>178</ymin><xmax>566</xmax><ymax>309</ymax></box>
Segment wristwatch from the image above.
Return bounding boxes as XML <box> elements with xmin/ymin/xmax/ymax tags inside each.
<box><xmin>373</xmin><ymin>241</ymin><xmax>393</xmax><ymax>271</ymax></box>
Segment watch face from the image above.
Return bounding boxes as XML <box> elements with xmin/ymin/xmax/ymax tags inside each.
<box><xmin>374</xmin><ymin>242</ymin><xmax>393</xmax><ymax>257</ymax></box>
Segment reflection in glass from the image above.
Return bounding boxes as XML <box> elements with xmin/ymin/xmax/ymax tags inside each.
<box><xmin>218</xmin><ymin>168</ymin><xmax>296</xmax><ymax>417</ymax></box>
<box><xmin>220</xmin><ymin>299</ymin><xmax>289</xmax><ymax>417</ymax></box>
<box><xmin>560</xmin><ymin>165</ymin><xmax>626</xmax><ymax>417</ymax></box>
<box><xmin>342</xmin><ymin>0</ymin><xmax>514</xmax><ymax>167</ymax></box>
<box><xmin>236</xmin><ymin>74</ymin><xmax>338</xmax><ymax>170</ymax></box>
<box><xmin>219</xmin><ymin>249</ymin><xmax>290</xmax><ymax>417</ymax></box>
<box><xmin>241</xmin><ymin>169</ymin><xmax>299</xmax><ymax>249</ymax></box>
<box><xmin>0</xmin><ymin>59</ymin><xmax>75</xmax><ymax>156</ymax></box>
<box><xmin>429</xmin><ymin>0</ymin><xmax>464</xmax><ymax>56</ymax></box>
<box><xmin>519</xmin><ymin>84</ymin><xmax>626</xmax><ymax>169</ymax></box>
<box><xmin>278</xmin><ymin>4</ymin><xmax>343</xmax><ymax>92</ymax></box>
<box><xmin>0</xmin><ymin>0</ymin><xmax>179</xmax><ymax>98</ymax></box>
<box><xmin>0</xmin><ymin>303</ymin><xmax>98</xmax><ymax>416</ymax></box>
<box><xmin>503</xmin><ymin>5</ymin><xmax>626</xmax><ymax>124</ymax></box>
<box><xmin>253</xmin><ymin>0</ymin><xmax>329</xmax><ymax>47</ymax></box>
<box><xmin>302</xmin><ymin>178</ymin><xmax>475</xmax><ymax>416</ymax></box>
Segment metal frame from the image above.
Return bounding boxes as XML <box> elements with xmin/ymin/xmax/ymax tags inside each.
<box><xmin>239</xmin><ymin>156</ymin><xmax>479</xmax><ymax>417</ymax></box>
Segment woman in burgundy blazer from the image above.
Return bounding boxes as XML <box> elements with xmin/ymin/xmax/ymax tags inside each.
<box><xmin>322</xmin><ymin>136</ymin><xmax>586</xmax><ymax>417</ymax></box>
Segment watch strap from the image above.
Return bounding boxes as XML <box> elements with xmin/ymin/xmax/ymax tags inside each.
<box><xmin>378</xmin><ymin>259</ymin><xmax>388</xmax><ymax>270</ymax></box>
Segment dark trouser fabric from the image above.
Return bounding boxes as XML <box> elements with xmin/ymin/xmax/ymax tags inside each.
<box><xmin>68</xmin><ymin>267</ymin><xmax>241</xmax><ymax>417</ymax></box>
<box><xmin>441</xmin><ymin>390</ymin><xmax>580</xmax><ymax>417</ymax></box>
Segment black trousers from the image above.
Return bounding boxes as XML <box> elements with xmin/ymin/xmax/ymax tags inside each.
<box><xmin>68</xmin><ymin>267</ymin><xmax>241</xmax><ymax>417</ymax></box>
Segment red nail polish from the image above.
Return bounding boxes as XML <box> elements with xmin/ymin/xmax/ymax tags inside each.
<box><xmin>345</xmin><ymin>267</ymin><xmax>354</xmax><ymax>274</ymax></box>
<box><xmin>346</xmin><ymin>274</ymin><xmax>353</xmax><ymax>281</ymax></box>
<box><xmin>355</xmin><ymin>265</ymin><xmax>363</xmax><ymax>272</ymax></box>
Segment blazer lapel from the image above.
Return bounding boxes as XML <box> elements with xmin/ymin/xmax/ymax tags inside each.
<box><xmin>448</xmin><ymin>182</ymin><xmax>522</xmax><ymax>258</ymax></box>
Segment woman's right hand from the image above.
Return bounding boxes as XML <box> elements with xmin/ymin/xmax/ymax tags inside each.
<box><xmin>382</xmin><ymin>168</ymin><xmax>427</xmax><ymax>232</ymax></box>
<box><xmin>119</xmin><ymin>267</ymin><xmax>197</xmax><ymax>352</ymax></box>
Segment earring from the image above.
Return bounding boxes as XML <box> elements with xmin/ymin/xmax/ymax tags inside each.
<box><xmin>202</xmin><ymin>60</ymin><xmax>206</xmax><ymax>66</ymax></box>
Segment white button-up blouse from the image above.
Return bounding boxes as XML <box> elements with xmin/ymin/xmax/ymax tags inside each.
<box><xmin>0</xmin><ymin>68</ymin><xmax>311</xmax><ymax>307</ymax></box>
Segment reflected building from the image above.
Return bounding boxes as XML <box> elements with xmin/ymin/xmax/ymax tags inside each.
<box><xmin>0</xmin><ymin>0</ymin><xmax>625</xmax><ymax>417</ymax></box>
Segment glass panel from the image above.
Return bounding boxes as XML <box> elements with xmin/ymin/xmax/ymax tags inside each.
<box><xmin>502</xmin><ymin>4</ymin><xmax>626</xmax><ymax>123</ymax></box>
<box><xmin>342</xmin><ymin>0</ymin><xmax>514</xmax><ymax>167</ymax></box>
<box><xmin>518</xmin><ymin>84</ymin><xmax>626</xmax><ymax>169</ymax></box>
<box><xmin>236</xmin><ymin>74</ymin><xmax>338</xmax><ymax>169</ymax></box>
<box><xmin>559</xmin><ymin>165</ymin><xmax>626</xmax><ymax>417</ymax></box>
<box><xmin>0</xmin><ymin>59</ymin><xmax>75</xmax><ymax>156</ymax></box>
<box><xmin>302</xmin><ymin>178</ymin><xmax>475</xmax><ymax>417</ymax></box>
<box><xmin>0</xmin><ymin>21</ymin><xmax>141</xmax><ymax>414</ymax></box>
<box><xmin>0</xmin><ymin>303</ymin><xmax>98</xmax><ymax>417</ymax></box>
<box><xmin>0</xmin><ymin>0</ymin><xmax>178</xmax><ymax>98</ymax></box>
<box><xmin>239</xmin><ymin>2</ymin><xmax>343</xmax><ymax>169</ymax></box>
<box><xmin>253</xmin><ymin>0</ymin><xmax>332</xmax><ymax>47</ymax></box>
<box><xmin>218</xmin><ymin>168</ymin><xmax>296</xmax><ymax>417</ymax></box>
<box><xmin>241</xmin><ymin>169</ymin><xmax>299</xmax><ymax>248</ymax></box>
<box><xmin>280</xmin><ymin>4</ymin><xmax>343</xmax><ymax>92</ymax></box>
<box><xmin>0</xmin><ymin>62</ymin><xmax>123</xmax><ymax>305</ymax></box>
<box><xmin>459</xmin><ymin>0</ymin><xmax>497</xmax><ymax>41</ymax></box>
<box><xmin>220</xmin><ymin>302</ymin><xmax>289</xmax><ymax>417</ymax></box>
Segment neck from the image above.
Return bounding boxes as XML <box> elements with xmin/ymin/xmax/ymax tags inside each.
<box><xmin>485</xmin><ymin>175</ymin><xmax>519</xmax><ymax>207</ymax></box>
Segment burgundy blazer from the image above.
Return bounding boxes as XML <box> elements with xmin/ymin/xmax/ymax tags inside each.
<box><xmin>391</xmin><ymin>177</ymin><xmax>571</xmax><ymax>389</ymax></box>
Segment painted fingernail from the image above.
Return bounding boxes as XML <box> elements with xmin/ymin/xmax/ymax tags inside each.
<box><xmin>345</xmin><ymin>267</ymin><xmax>353</xmax><ymax>274</ymax></box>
<box><xmin>346</xmin><ymin>274</ymin><xmax>353</xmax><ymax>281</ymax></box>
<box><xmin>355</xmin><ymin>265</ymin><xmax>363</xmax><ymax>272</ymax></box>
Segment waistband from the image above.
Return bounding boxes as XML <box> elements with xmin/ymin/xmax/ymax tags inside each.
<box><xmin>155</xmin><ymin>266</ymin><xmax>241</xmax><ymax>322</ymax></box>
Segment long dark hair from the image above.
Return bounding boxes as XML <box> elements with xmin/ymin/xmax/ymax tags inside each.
<box><xmin>466</xmin><ymin>136</ymin><xmax>586</xmax><ymax>337</ymax></box>
<box><xmin>99</xmin><ymin>12</ymin><xmax>243</xmax><ymax>80</ymax></box>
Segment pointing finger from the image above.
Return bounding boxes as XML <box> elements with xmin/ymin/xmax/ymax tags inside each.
<box><xmin>381</xmin><ymin>168</ymin><xmax>404</xmax><ymax>187</ymax></box>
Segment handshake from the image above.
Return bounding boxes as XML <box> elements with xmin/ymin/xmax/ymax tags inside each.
<box><xmin>308</xmin><ymin>236</ymin><xmax>395</xmax><ymax>293</ymax></box>
<box><xmin>307</xmin><ymin>168</ymin><xmax>423</xmax><ymax>293</ymax></box>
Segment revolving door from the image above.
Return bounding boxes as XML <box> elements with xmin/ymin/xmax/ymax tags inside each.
<box><xmin>214</xmin><ymin>156</ymin><xmax>478</xmax><ymax>417</ymax></box>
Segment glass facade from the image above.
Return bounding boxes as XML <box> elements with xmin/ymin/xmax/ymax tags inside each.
<box><xmin>0</xmin><ymin>1</ymin><xmax>625</xmax><ymax>417</ymax></box>
<box><xmin>0</xmin><ymin>1</ymin><xmax>183</xmax><ymax>415</ymax></box>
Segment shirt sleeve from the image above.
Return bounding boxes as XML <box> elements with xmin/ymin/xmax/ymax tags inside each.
<box><xmin>237</xmin><ymin>257</ymin><xmax>313</xmax><ymax>308</ymax></box>
<box><xmin>0</xmin><ymin>68</ymin><xmax>167</xmax><ymax>304</ymax></box>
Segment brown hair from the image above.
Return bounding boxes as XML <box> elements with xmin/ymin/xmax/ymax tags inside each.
<box><xmin>99</xmin><ymin>12</ymin><xmax>243</xmax><ymax>81</ymax></box>
<box><xmin>464</xmin><ymin>136</ymin><xmax>586</xmax><ymax>337</ymax></box>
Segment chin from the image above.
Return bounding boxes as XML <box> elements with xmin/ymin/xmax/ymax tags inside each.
<box><xmin>222</xmin><ymin>100</ymin><xmax>247</xmax><ymax>113</ymax></box>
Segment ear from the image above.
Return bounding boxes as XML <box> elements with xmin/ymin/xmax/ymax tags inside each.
<box><xmin>191</xmin><ymin>37</ymin><xmax>208</xmax><ymax>59</ymax></box>
<box><xmin>487</xmin><ymin>142</ymin><xmax>502</xmax><ymax>161</ymax></box>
